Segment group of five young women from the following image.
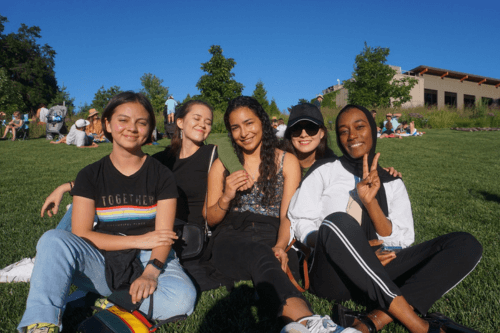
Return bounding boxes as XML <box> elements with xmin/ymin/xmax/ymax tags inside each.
<box><xmin>20</xmin><ymin>93</ymin><xmax>482</xmax><ymax>333</ymax></box>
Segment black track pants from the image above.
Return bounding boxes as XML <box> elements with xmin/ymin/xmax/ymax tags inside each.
<box><xmin>309</xmin><ymin>212</ymin><xmax>483</xmax><ymax>314</ymax></box>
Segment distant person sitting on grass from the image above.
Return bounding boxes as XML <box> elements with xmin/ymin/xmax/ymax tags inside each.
<box><xmin>1</xmin><ymin>111</ymin><xmax>23</xmax><ymax>141</ymax></box>
<box><xmin>85</xmin><ymin>108</ymin><xmax>106</xmax><ymax>142</ymax></box>
<box><xmin>275</xmin><ymin>118</ymin><xmax>287</xmax><ymax>138</ymax></box>
<box><xmin>379</xmin><ymin>120</ymin><xmax>402</xmax><ymax>139</ymax></box>
<box><xmin>50</xmin><ymin>119</ymin><xmax>98</xmax><ymax>148</ymax></box>
<box><xmin>398</xmin><ymin>121</ymin><xmax>425</xmax><ymax>136</ymax></box>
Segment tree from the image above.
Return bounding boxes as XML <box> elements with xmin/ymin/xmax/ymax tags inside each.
<box><xmin>0</xmin><ymin>67</ymin><xmax>25</xmax><ymax>115</ymax></box>
<box><xmin>91</xmin><ymin>85</ymin><xmax>123</xmax><ymax>111</ymax></box>
<box><xmin>182</xmin><ymin>94</ymin><xmax>193</xmax><ymax>104</ymax></box>
<box><xmin>50</xmin><ymin>85</ymin><xmax>75</xmax><ymax>114</ymax></box>
<box><xmin>196</xmin><ymin>45</ymin><xmax>244</xmax><ymax>112</ymax></box>
<box><xmin>298</xmin><ymin>98</ymin><xmax>309</xmax><ymax>105</ymax></box>
<box><xmin>140</xmin><ymin>73</ymin><xmax>169</xmax><ymax>114</ymax></box>
<box><xmin>252</xmin><ymin>80</ymin><xmax>269</xmax><ymax>112</ymax></box>
<box><xmin>343</xmin><ymin>42</ymin><xmax>417</xmax><ymax>108</ymax></box>
<box><xmin>0</xmin><ymin>15</ymin><xmax>58</xmax><ymax>114</ymax></box>
<box><xmin>76</xmin><ymin>101</ymin><xmax>92</xmax><ymax>116</ymax></box>
<box><xmin>268</xmin><ymin>98</ymin><xmax>280</xmax><ymax>116</ymax></box>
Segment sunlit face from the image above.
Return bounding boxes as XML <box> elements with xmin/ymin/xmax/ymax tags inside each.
<box><xmin>105</xmin><ymin>102</ymin><xmax>151</xmax><ymax>152</ymax></box>
<box><xmin>177</xmin><ymin>104</ymin><xmax>212</xmax><ymax>144</ymax></box>
<box><xmin>229</xmin><ymin>107</ymin><xmax>263</xmax><ymax>153</ymax></box>
<box><xmin>337</xmin><ymin>108</ymin><xmax>373</xmax><ymax>159</ymax></box>
<box><xmin>290</xmin><ymin>121</ymin><xmax>325</xmax><ymax>155</ymax></box>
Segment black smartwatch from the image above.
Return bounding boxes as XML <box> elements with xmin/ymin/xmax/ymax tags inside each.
<box><xmin>147</xmin><ymin>259</ymin><xmax>164</xmax><ymax>271</ymax></box>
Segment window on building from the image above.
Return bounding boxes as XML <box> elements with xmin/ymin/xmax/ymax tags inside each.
<box><xmin>424</xmin><ymin>89</ymin><xmax>437</xmax><ymax>107</ymax></box>
<box><xmin>482</xmin><ymin>97</ymin><xmax>493</xmax><ymax>107</ymax></box>
<box><xmin>464</xmin><ymin>95</ymin><xmax>475</xmax><ymax>108</ymax></box>
<box><xmin>445</xmin><ymin>92</ymin><xmax>457</xmax><ymax>108</ymax></box>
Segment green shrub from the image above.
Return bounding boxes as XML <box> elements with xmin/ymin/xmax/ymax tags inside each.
<box><xmin>427</xmin><ymin>110</ymin><xmax>460</xmax><ymax>129</ymax></box>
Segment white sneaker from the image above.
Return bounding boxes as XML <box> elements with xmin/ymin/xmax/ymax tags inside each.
<box><xmin>281</xmin><ymin>315</ymin><xmax>361</xmax><ymax>333</ymax></box>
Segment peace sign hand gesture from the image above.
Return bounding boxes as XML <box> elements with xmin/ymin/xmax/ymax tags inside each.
<box><xmin>356</xmin><ymin>153</ymin><xmax>381</xmax><ymax>207</ymax></box>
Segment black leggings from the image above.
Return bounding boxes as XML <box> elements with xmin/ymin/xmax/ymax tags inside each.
<box><xmin>309</xmin><ymin>212</ymin><xmax>483</xmax><ymax>314</ymax></box>
<box><xmin>210</xmin><ymin>223</ymin><xmax>306</xmax><ymax>315</ymax></box>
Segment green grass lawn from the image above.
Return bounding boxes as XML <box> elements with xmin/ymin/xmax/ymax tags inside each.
<box><xmin>1</xmin><ymin>130</ymin><xmax>499</xmax><ymax>332</ymax></box>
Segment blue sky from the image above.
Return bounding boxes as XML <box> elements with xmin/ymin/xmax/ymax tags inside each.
<box><xmin>2</xmin><ymin>0</ymin><xmax>499</xmax><ymax>112</ymax></box>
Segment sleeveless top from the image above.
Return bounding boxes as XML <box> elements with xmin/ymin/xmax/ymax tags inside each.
<box><xmin>232</xmin><ymin>152</ymin><xmax>286</xmax><ymax>218</ymax></box>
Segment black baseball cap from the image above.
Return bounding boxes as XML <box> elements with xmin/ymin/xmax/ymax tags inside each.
<box><xmin>287</xmin><ymin>103</ymin><xmax>324</xmax><ymax>128</ymax></box>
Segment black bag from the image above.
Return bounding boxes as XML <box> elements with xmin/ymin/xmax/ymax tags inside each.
<box><xmin>172</xmin><ymin>146</ymin><xmax>216</xmax><ymax>261</ymax></box>
<box><xmin>173</xmin><ymin>219</ymin><xmax>206</xmax><ymax>260</ymax></box>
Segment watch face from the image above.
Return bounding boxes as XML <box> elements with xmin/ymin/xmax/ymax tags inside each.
<box><xmin>153</xmin><ymin>259</ymin><xmax>164</xmax><ymax>269</ymax></box>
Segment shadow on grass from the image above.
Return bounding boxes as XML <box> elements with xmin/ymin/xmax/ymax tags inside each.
<box><xmin>197</xmin><ymin>284</ymin><xmax>283</xmax><ymax>333</ymax></box>
<box><xmin>469</xmin><ymin>189</ymin><xmax>500</xmax><ymax>204</ymax></box>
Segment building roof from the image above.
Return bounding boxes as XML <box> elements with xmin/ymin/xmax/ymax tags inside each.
<box><xmin>406</xmin><ymin>66</ymin><xmax>500</xmax><ymax>87</ymax></box>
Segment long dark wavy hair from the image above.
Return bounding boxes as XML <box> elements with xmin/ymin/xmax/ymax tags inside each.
<box><xmin>224</xmin><ymin>96</ymin><xmax>279</xmax><ymax>207</ymax></box>
<box><xmin>168</xmin><ymin>100</ymin><xmax>213</xmax><ymax>157</ymax></box>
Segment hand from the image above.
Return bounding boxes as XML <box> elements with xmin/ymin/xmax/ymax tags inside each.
<box><xmin>135</xmin><ymin>230</ymin><xmax>178</xmax><ymax>249</ymax></box>
<box><xmin>272</xmin><ymin>246</ymin><xmax>289</xmax><ymax>272</ymax></box>
<box><xmin>356</xmin><ymin>153</ymin><xmax>381</xmax><ymax>207</ymax></box>
<box><xmin>41</xmin><ymin>184</ymin><xmax>69</xmax><ymax>217</ymax></box>
<box><xmin>129</xmin><ymin>272</ymin><xmax>158</xmax><ymax>304</ymax></box>
<box><xmin>370</xmin><ymin>240</ymin><xmax>396</xmax><ymax>266</ymax></box>
<box><xmin>222</xmin><ymin>170</ymin><xmax>253</xmax><ymax>201</ymax></box>
<box><xmin>382</xmin><ymin>167</ymin><xmax>402</xmax><ymax>178</ymax></box>
<box><xmin>375</xmin><ymin>248</ymin><xmax>397</xmax><ymax>266</ymax></box>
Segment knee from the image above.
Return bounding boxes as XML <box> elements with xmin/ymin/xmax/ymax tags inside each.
<box><xmin>37</xmin><ymin>229</ymin><xmax>72</xmax><ymax>252</ymax></box>
<box><xmin>155</xmin><ymin>274</ymin><xmax>197</xmax><ymax>318</ymax></box>
<box><xmin>453</xmin><ymin>232</ymin><xmax>483</xmax><ymax>263</ymax></box>
<box><xmin>319</xmin><ymin>212</ymin><xmax>360</xmax><ymax>243</ymax></box>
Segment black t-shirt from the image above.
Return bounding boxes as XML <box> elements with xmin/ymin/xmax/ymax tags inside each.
<box><xmin>152</xmin><ymin>144</ymin><xmax>217</xmax><ymax>226</ymax></box>
<box><xmin>72</xmin><ymin>155</ymin><xmax>178</xmax><ymax>235</ymax></box>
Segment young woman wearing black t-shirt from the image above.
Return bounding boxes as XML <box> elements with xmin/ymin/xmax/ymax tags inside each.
<box><xmin>42</xmin><ymin>100</ymin><xmax>220</xmax><ymax>292</ymax></box>
<box><xmin>19</xmin><ymin>93</ymin><xmax>196</xmax><ymax>332</ymax></box>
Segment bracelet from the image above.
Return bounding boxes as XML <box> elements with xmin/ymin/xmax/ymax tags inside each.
<box><xmin>68</xmin><ymin>181</ymin><xmax>73</xmax><ymax>191</ymax></box>
<box><xmin>217</xmin><ymin>198</ymin><xmax>229</xmax><ymax>212</ymax></box>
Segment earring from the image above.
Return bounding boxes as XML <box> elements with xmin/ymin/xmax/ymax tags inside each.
<box><xmin>180</xmin><ymin>130</ymin><xmax>183</xmax><ymax>139</ymax></box>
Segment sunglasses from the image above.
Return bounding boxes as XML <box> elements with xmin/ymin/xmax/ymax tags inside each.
<box><xmin>290</xmin><ymin>123</ymin><xmax>320</xmax><ymax>137</ymax></box>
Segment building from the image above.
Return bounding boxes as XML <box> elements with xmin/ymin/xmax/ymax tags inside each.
<box><xmin>325</xmin><ymin>66</ymin><xmax>500</xmax><ymax>109</ymax></box>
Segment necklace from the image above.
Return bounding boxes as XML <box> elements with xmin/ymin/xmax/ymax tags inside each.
<box><xmin>244</xmin><ymin>165</ymin><xmax>259</xmax><ymax>181</ymax></box>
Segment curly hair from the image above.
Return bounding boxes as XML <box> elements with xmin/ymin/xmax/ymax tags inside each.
<box><xmin>169</xmin><ymin>100</ymin><xmax>213</xmax><ymax>157</ymax></box>
<box><xmin>224</xmin><ymin>96</ymin><xmax>279</xmax><ymax>207</ymax></box>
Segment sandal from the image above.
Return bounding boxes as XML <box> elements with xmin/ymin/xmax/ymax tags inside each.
<box><xmin>424</xmin><ymin>313</ymin><xmax>480</xmax><ymax>333</ymax></box>
<box><xmin>333</xmin><ymin>304</ymin><xmax>363</xmax><ymax>327</ymax></box>
<box><xmin>427</xmin><ymin>320</ymin><xmax>442</xmax><ymax>333</ymax></box>
<box><xmin>357</xmin><ymin>316</ymin><xmax>377</xmax><ymax>333</ymax></box>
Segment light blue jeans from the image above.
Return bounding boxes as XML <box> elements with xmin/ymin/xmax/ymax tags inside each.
<box><xmin>18</xmin><ymin>229</ymin><xmax>197</xmax><ymax>332</ymax></box>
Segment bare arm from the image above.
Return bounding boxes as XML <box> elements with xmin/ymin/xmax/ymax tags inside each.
<box><xmin>41</xmin><ymin>181</ymin><xmax>73</xmax><ymax>217</ymax></box>
<box><xmin>357</xmin><ymin>154</ymin><xmax>392</xmax><ymax>237</ymax></box>
<box><xmin>71</xmin><ymin>196</ymin><xmax>177</xmax><ymax>251</ymax></box>
<box><xmin>129</xmin><ymin>198</ymin><xmax>177</xmax><ymax>304</ymax></box>
<box><xmin>272</xmin><ymin>151</ymin><xmax>301</xmax><ymax>272</ymax></box>
<box><xmin>205</xmin><ymin>159</ymin><xmax>253</xmax><ymax>227</ymax></box>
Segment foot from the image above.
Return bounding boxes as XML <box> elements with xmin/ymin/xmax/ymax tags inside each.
<box><xmin>281</xmin><ymin>315</ymin><xmax>361</xmax><ymax>333</ymax></box>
